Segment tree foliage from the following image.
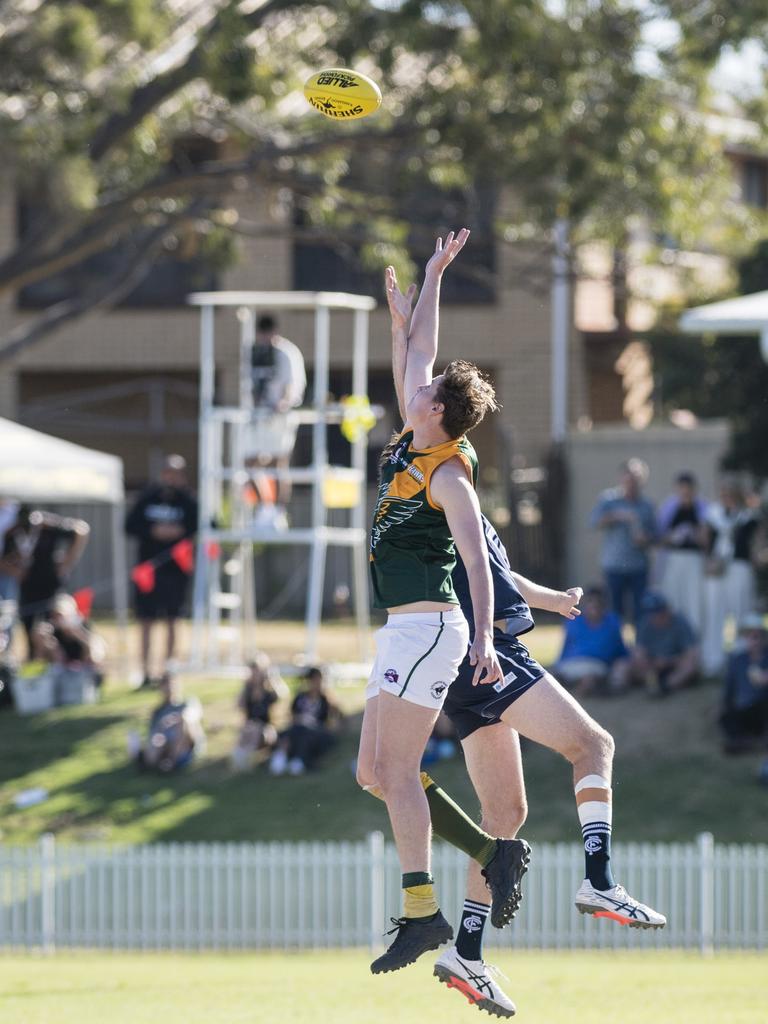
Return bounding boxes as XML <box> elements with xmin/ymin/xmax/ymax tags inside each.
<box><xmin>0</xmin><ymin>0</ymin><xmax>761</xmax><ymax>358</ymax></box>
<box><xmin>648</xmin><ymin>239</ymin><xmax>768</xmax><ymax>479</ymax></box>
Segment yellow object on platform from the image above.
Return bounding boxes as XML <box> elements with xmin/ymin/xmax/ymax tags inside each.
<box><xmin>322</xmin><ymin>468</ymin><xmax>362</xmax><ymax>509</ymax></box>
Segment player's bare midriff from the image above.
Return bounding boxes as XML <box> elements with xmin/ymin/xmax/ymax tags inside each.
<box><xmin>387</xmin><ymin>600</ymin><xmax>458</xmax><ymax>614</ymax></box>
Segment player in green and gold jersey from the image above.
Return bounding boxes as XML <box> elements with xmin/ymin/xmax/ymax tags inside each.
<box><xmin>358</xmin><ymin>230</ymin><xmax>530</xmax><ymax>975</ymax></box>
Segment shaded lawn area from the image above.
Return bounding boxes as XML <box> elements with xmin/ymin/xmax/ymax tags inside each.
<box><xmin>1</xmin><ymin>622</ymin><xmax>765</xmax><ymax>845</ymax></box>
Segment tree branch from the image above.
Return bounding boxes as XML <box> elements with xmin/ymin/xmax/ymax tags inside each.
<box><xmin>87</xmin><ymin>0</ymin><xmax>312</xmax><ymax>162</ymax></box>
<box><xmin>0</xmin><ymin>201</ymin><xmax>209</xmax><ymax>363</ymax></box>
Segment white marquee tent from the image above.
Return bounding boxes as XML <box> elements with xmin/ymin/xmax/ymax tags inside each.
<box><xmin>0</xmin><ymin>417</ymin><xmax>128</xmax><ymax>635</ymax></box>
<box><xmin>679</xmin><ymin>290</ymin><xmax>768</xmax><ymax>362</ymax></box>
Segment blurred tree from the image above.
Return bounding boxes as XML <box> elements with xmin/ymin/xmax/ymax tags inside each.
<box><xmin>0</xmin><ymin>0</ymin><xmax>756</xmax><ymax>359</ymax></box>
<box><xmin>648</xmin><ymin>239</ymin><xmax>768</xmax><ymax>479</ymax></box>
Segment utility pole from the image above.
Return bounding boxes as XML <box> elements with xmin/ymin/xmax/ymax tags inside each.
<box><xmin>550</xmin><ymin>216</ymin><xmax>570</xmax><ymax>443</ymax></box>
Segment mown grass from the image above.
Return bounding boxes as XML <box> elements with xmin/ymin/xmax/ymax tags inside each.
<box><xmin>1</xmin><ymin>620</ymin><xmax>766</xmax><ymax>846</ymax></box>
<box><xmin>1</xmin><ymin>950</ymin><xmax>766</xmax><ymax>1024</ymax></box>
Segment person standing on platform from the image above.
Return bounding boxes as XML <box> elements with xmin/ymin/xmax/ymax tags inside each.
<box><xmin>125</xmin><ymin>455</ymin><xmax>198</xmax><ymax>688</ymax></box>
<box><xmin>245</xmin><ymin>314</ymin><xmax>307</xmax><ymax>528</ymax></box>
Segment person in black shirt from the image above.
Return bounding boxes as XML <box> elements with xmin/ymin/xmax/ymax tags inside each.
<box><xmin>231</xmin><ymin>654</ymin><xmax>288</xmax><ymax>770</ymax></box>
<box><xmin>269</xmin><ymin>666</ymin><xmax>343</xmax><ymax>775</ymax></box>
<box><xmin>125</xmin><ymin>455</ymin><xmax>198</xmax><ymax>687</ymax></box>
<box><xmin>657</xmin><ymin>472</ymin><xmax>709</xmax><ymax>633</ymax></box>
<box><xmin>15</xmin><ymin>508</ymin><xmax>90</xmax><ymax>660</ymax></box>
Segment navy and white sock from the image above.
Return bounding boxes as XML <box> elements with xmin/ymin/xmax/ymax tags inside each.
<box><xmin>576</xmin><ymin>774</ymin><xmax>615</xmax><ymax>891</ymax></box>
<box><xmin>455</xmin><ymin>898</ymin><xmax>490</xmax><ymax>962</ymax></box>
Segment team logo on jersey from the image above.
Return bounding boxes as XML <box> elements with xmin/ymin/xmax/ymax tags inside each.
<box><xmin>462</xmin><ymin>914</ymin><xmax>483</xmax><ymax>933</ymax></box>
<box><xmin>430</xmin><ymin>681</ymin><xmax>448</xmax><ymax>700</ymax></box>
<box><xmin>370</xmin><ymin>495</ymin><xmax>423</xmax><ymax>549</ymax></box>
<box><xmin>584</xmin><ymin>835</ymin><xmax>603</xmax><ymax>854</ymax></box>
<box><xmin>384</xmin><ymin>668</ymin><xmax>399</xmax><ymax>684</ymax></box>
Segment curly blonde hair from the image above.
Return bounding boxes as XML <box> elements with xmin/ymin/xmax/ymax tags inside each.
<box><xmin>436</xmin><ymin>360</ymin><xmax>500</xmax><ymax>438</ymax></box>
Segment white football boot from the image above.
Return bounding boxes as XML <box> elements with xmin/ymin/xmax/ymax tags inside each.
<box><xmin>434</xmin><ymin>946</ymin><xmax>516</xmax><ymax>1018</ymax></box>
<box><xmin>575</xmin><ymin>879</ymin><xmax>667</xmax><ymax>929</ymax></box>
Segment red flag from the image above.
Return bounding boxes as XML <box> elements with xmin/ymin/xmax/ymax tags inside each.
<box><xmin>206</xmin><ymin>540</ymin><xmax>221</xmax><ymax>560</ymax></box>
<box><xmin>171</xmin><ymin>538</ymin><xmax>195</xmax><ymax>574</ymax></box>
<box><xmin>72</xmin><ymin>587</ymin><xmax>94</xmax><ymax>619</ymax></box>
<box><xmin>131</xmin><ymin>561</ymin><xmax>156</xmax><ymax>593</ymax></box>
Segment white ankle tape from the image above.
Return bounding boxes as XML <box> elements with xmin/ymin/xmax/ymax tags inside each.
<box><xmin>575</xmin><ymin>774</ymin><xmax>611</xmax><ymax>794</ymax></box>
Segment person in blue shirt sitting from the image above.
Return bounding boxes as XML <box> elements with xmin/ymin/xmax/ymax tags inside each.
<box><xmin>553</xmin><ymin>585</ymin><xmax>630</xmax><ymax>695</ymax></box>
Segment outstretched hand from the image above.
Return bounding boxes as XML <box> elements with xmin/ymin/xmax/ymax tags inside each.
<box><xmin>425</xmin><ymin>228</ymin><xmax>470</xmax><ymax>277</ymax></box>
<box><xmin>384</xmin><ymin>266</ymin><xmax>417</xmax><ymax>330</ymax></box>
<box><xmin>554</xmin><ymin>587</ymin><xmax>583</xmax><ymax>620</ymax></box>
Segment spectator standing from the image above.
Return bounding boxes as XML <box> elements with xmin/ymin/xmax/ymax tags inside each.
<box><xmin>0</xmin><ymin>500</ymin><xmax>19</xmax><ymax>600</ymax></box>
<box><xmin>719</xmin><ymin>614</ymin><xmax>768</xmax><ymax>753</ymax></box>
<box><xmin>0</xmin><ymin>500</ymin><xmax>20</xmax><ymax>652</ymax></box>
<box><xmin>269</xmin><ymin>666</ymin><xmax>343</xmax><ymax>776</ymax></box>
<box><xmin>245</xmin><ymin>314</ymin><xmax>307</xmax><ymax>525</ymax></box>
<box><xmin>630</xmin><ymin>592</ymin><xmax>699</xmax><ymax>696</ymax></box>
<box><xmin>125</xmin><ymin>455</ymin><xmax>198</xmax><ymax>687</ymax></box>
<box><xmin>552</xmin><ymin>585</ymin><xmax>630</xmax><ymax>695</ymax></box>
<box><xmin>231</xmin><ymin>654</ymin><xmax>289</xmax><ymax>770</ymax></box>
<box><xmin>590</xmin><ymin>459</ymin><xmax>656</xmax><ymax>623</ymax></box>
<box><xmin>16</xmin><ymin>508</ymin><xmax>90</xmax><ymax>659</ymax></box>
<box><xmin>657</xmin><ymin>472</ymin><xmax>709</xmax><ymax>633</ymax></box>
<box><xmin>701</xmin><ymin>480</ymin><xmax>763</xmax><ymax>676</ymax></box>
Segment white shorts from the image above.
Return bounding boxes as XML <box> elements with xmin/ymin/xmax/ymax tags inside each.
<box><xmin>365</xmin><ymin>608</ymin><xmax>469</xmax><ymax>709</ymax></box>
<box><xmin>245</xmin><ymin>411</ymin><xmax>299</xmax><ymax>460</ymax></box>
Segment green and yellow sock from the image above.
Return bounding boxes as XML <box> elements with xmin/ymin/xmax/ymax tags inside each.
<box><xmin>401</xmin><ymin>871</ymin><xmax>439</xmax><ymax>919</ymax></box>
<box><xmin>363</xmin><ymin>775</ymin><xmax>498</xmax><ymax>868</ymax></box>
<box><xmin>420</xmin><ymin>772</ymin><xmax>498</xmax><ymax>868</ymax></box>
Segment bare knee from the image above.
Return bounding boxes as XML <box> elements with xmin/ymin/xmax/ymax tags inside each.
<box><xmin>481</xmin><ymin>797</ymin><xmax>528</xmax><ymax>839</ymax></box>
<box><xmin>562</xmin><ymin>721</ymin><xmax>614</xmax><ymax>768</ymax></box>
<box><xmin>373</xmin><ymin>755</ymin><xmax>418</xmax><ymax>797</ymax></box>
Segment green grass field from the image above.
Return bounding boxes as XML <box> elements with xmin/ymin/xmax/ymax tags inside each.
<box><xmin>1</xmin><ymin>950</ymin><xmax>765</xmax><ymax>1024</ymax></box>
<box><xmin>1</xmin><ymin>620</ymin><xmax>767</xmax><ymax>845</ymax></box>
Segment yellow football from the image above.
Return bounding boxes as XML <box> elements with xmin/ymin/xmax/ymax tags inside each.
<box><xmin>304</xmin><ymin>68</ymin><xmax>382</xmax><ymax>121</ymax></box>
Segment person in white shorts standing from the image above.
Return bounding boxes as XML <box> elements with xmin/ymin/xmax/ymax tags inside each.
<box><xmin>356</xmin><ymin>229</ymin><xmax>529</xmax><ymax>975</ymax></box>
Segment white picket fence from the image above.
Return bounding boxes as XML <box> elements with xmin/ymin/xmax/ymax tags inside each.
<box><xmin>1</xmin><ymin>833</ymin><xmax>766</xmax><ymax>951</ymax></box>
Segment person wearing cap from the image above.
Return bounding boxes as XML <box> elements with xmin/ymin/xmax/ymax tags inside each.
<box><xmin>630</xmin><ymin>591</ymin><xmax>699</xmax><ymax>696</ymax></box>
<box><xmin>719</xmin><ymin>613</ymin><xmax>768</xmax><ymax>754</ymax></box>
<box><xmin>590</xmin><ymin>460</ymin><xmax>657</xmax><ymax>624</ymax></box>
<box><xmin>125</xmin><ymin>456</ymin><xmax>198</xmax><ymax>688</ymax></box>
<box><xmin>657</xmin><ymin>472</ymin><xmax>709</xmax><ymax>633</ymax></box>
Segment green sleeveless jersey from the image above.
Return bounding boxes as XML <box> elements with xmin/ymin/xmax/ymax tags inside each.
<box><xmin>370</xmin><ymin>430</ymin><xmax>479</xmax><ymax>609</ymax></box>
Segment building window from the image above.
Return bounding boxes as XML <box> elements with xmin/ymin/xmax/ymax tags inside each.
<box><xmin>17</xmin><ymin>137</ymin><xmax>220</xmax><ymax>310</ymax></box>
<box><xmin>741</xmin><ymin>158</ymin><xmax>768</xmax><ymax>209</ymax></box>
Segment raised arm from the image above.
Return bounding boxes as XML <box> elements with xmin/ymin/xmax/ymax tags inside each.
<box><xmin>384</xmin><ymin>266</ymin><xmax>416</xmax><ymax>424</ymax></box>
<box><xmin>511</xmin><ymin>570</ymin><xmax>583</xmax><ymax>620</ymax></box>
<box><xmin>431</xmin><ymin>458</ymin><xmax>502</xmax><ymax>686</ymax></box>
<box><xmin>403</xmin><ymin>228</ymin><xmax>470</xmax><ymax>408</ymax></box>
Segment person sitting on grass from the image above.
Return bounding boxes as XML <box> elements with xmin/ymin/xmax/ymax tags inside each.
<box><xmin>269</xmin><ymin>666</ymin><xmax>343</xmax><ymax>776</ymax></box>
<box><xmin>720</xmin><ymin>613</ymin><xmax>768</xmax><ymax>754</ymax></box>
<box><xmin>231</xmin><ymin>653</ymin><xmax>289</xmax><ymax>770</ymax></box>
<box><xmin>32</xmin><ymin>593</ymin><xmax>106</xmax><ymax>689</ymax></box>
<box><xmin>137</xmin><ymin>671</ymin><xmax>205</xmax><ymax>773</ymax></box>
<box><xmin>552</xmin><ymin>585</ymin><xmax>630</xmax><ymax>695</ymax></box>
<box><xmin>630</xmin><ymin>591</ymin><xmax>699</xmax><ymax>696</ymax></box>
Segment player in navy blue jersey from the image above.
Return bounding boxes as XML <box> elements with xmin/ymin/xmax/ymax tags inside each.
<box><xmin>433</xmin><ymin>513</ymin><xmax>666</xmax><ymax>1015</ymax></box>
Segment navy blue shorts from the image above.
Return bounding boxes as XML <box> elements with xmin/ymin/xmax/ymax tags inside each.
<box><xmin>443</xmin><ymin>631</ymin><xmax>544</xmax><ymax>740</ymax></box>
